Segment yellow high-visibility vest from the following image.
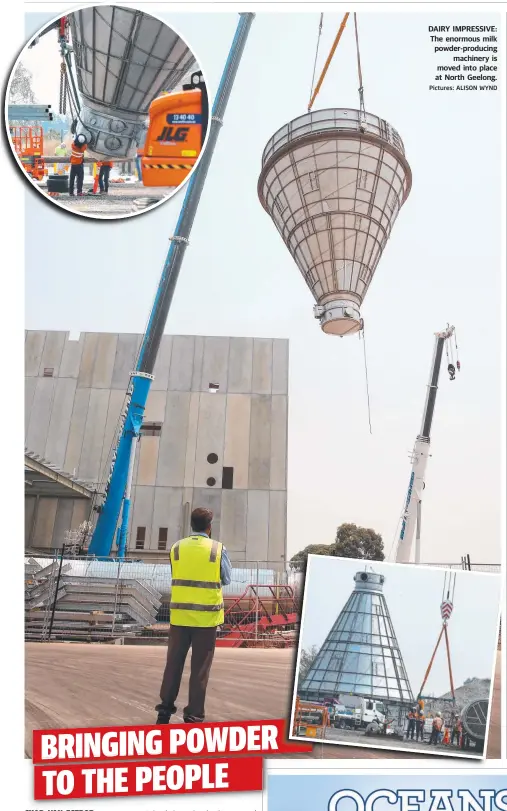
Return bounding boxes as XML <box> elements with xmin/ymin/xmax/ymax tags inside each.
<box><xmin>169</xmin><ymin>535</ymin><xmax>224</xmax><ymax>627</ymax></box>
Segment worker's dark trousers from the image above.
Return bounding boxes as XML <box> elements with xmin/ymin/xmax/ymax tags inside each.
<box><xmin>451</xmin><ymin>730</ymin><xmax>459</xmax><ymax>745</ymax></box>
<box><xmin>430</xmin><ymin>728</ymin><xmax>440</xmax><ymax>745</ymax></box>
<box><xmin>158</xmin><ymin>625</ymin><xmax>217</xmax><ymax>722</ymax></box>
<box><xmin>406</xmin><ymin>719</ymin><xmax>415</xmax><ymax>739</ymax></box>
<box><xmin>69</xmin><ymin>163</ymin><xmax>84</xmax><ymax>194</ymax></box>
<box><xmin>99</xmin><ymin>166</ymin><xmax>111</xmax><ymax>192</ymax></box>
<box><xmin>415</xmin><ymin>720</ymin><xmax>424</xmax><ymax>741</ymax></box>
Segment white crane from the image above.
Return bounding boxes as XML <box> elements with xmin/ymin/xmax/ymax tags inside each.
<box><xmin>395</xmin><ymin>325</ymin><xmax>460</xmax><ymax>564</ymax></box>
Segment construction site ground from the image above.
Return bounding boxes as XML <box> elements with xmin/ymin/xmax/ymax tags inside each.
<box><xmin>25</xmin><ymin>645</ymin><xmax>500</xmax><ymax>760</ymax></box>
<box><xmin>35</xmin><ymin>179</ymin><xmax>176</xmax><ymax>217</ymax></box>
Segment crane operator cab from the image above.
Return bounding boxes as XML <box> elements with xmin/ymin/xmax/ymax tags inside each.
<box><xmin>141</xmin><ymin>71</ymin><xmax>208</xmax><ymax>188</ymax></box>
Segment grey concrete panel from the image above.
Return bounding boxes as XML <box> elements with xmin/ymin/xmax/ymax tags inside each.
<box><xmin>268</xmin><ymin>490</ymin><xmax>287</xmax><ymax>567</ymax></box>
<box><xmin>156</xmin><ymin>392</ymin><xmax>190</xmax><ymax>486</ymax></box>
<box><xmin>144</xmin><ymin>390</ymin><xmax>167</xmax><ymax>422</ymax></box>
<box><xmin>25</xmin><ymin>331</ymin><xmax>46</xmax><ymax>376</ymax></box>
<box><xmin>33</xmin><ymin>498</ymin><xmax>58</xmax><ymax>548</ymax></box>
<box><xmin>92</xmin><ymin>333</ymin><xmax>118</xmax><ymax>388</ymax></box>
<box><xmin>151</xmin><ymin>335</ymin><xmax>172</xmax><ymax>391</ymax></box>
<box><xmin>25</xmin><ymin>496</ymin><xmax>36</xmax><ymax>545</ymax></box>
<box><xmin>78</xmin><ymin>389</ymin><xmax>110</xmax><ymax>482</ymax></box>
<box><xmin>26</xmin><ymin>378</ymin><xmax>56</xmax><ymax>456</ymax></box>
<box><xmin>223</xmin><ymin>394</ymin><xmax>251</xmax><ymax>489</ymax></box>
<box><xmin>191</xmin><ymin>336</ymin><xmax>205</xmax><ymax>391</ymax></box>
<box><xmin>200</xmin><ymin>337</ymin><xmax>230</xmax><ymax>393</ymax></box>
<box><xmin>228</xmin><ymin>337</ymin><xmax>253</xmax><ymax>393</ymax></box>
<box><xmin>111</xmin><ymin>333</ymin><xmax>139</xmax><ymax>389</ymax></box>
<box><xmin>184</xmin><ymin>393</ymin><xmax>200</xmax><ymax>487</ymax></box>
<box><xmin>40</xmin><ymin>331</ymin><xmax>66</xmax><ymax>376</ymax></box>
<box><xmin>248</xmin><ymin>395</ymin><xmax>272</xmax><ymax>490</ymax></box>
<box><xmin>137</xmin><ymin>436</ymin><xmax>159</xmax><ymax>486</ymax></box>
<box><xmin>52</xmin><ymin>499</ymin><xmax>75</xmax><ymax>547</ymax></box>
<box><xmin>252</xmin><ymin>338</ymin><xmax>273</xmax><ymax>395</ymax></box>
<box><xmin>191</xmin><ymin>488</ymin><xmax>222</xmax><ymax>541</ymax></box>
<box><xmin>269</xmin><ymin>395</ymin><xmax>288</xmax><ymax>491</ymax></box>
<box><xmin>193</xmin><ymin>394</ymin><xmax>227</xmax><ymax>487</ymax></box>
<box><xmin>246</xmin><ymin>490</ymin><xmax>269</xmax><ymax>563</ymax></box>
<box><xmin>25</xmin><ymin>377</ymin><xmax>37</xmax><ymax>437</ymax></box>
<box><xmin>272</xmin><ymin>339</ymin><xmax>289</xmax><ymax>395</ymax></box>
<box><xmin>77</xmin><ymin>333</ymin><xmax>99</xmax><ymax>388</ymax></box>
<box><xmin>45</xmin><ymin>378</ymin><xmax>78</xmax><ymax>468</ymax></box>
<box><xmin>128</xmin><ymin>485</ymin><xmax>155</xmax><ymax>552</ymax></box>
<box><xmin>60</xmin><ymin>334</ymin><xmax>85</xmax><ymax>379</ymax></box>
<box><xmin>168</xmin><ymin>335</ymin><xmax>194</xmax><ymax>391</ymax></box>
<box><xmin>152</xmin><ymin>486</ymin><xmax>184</xmax><ymax>550</ymax></box>
<box><xmin>71</xmin><ymin>499</ymin><xmax>90</xmax><ymax>528</ymax></box>
<box><xmin>64</xmin><ymin>387</ymin><xmax>91</xmax><ymax>475</ymax></box>
<box><xmin>99</xmin><ymin>389</ymin><xmax>126</xmax><ymax>475</ymax></box>
<box><xmin>220</xmin><ymin>490</ymin><xmax>247</xmax><ymax>557</ymax></box>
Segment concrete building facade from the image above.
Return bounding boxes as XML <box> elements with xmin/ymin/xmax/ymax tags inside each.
<box><xmin>25</xmin><ymin>331</ymin><xmax>289</xmax><ymax>566</ymax></box>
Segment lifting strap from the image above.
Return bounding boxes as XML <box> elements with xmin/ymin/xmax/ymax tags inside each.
<box><xmin>308</xmin><ymin>13</ymin><xmax>350</xmax><ymax>111</ymax></box>
<box><xmin>308</xmin><ymin>14</ymin><xmax>324</xmax><ymax>111</ymax></box>
<box><xmin>353</xmin><ymin>13</ymin><xmax>366</xmax><ymax>121</ymax></box>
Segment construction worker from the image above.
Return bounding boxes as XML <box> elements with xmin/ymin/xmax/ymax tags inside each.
<box><xmin>415</xmin><ymin>707</ymin><xmax>425</xmax><ymax>742</ymax></box>
<box><xmin>54</xmin><ymin>142</ymin><xmax>67</xmax><ymax>157</ymax></box>
<box><xmin>405</xmin><ymin>707</ymin><xmax>417</xmax><ymax>740</ymax></box>
<box><xmin>429</xmin><ymin>712</ymin><xmax>444</xmax><ymax>745</ymax></box>
<box><xmin>69</xmin><ymin>133</ymin><xmax>87</xmax><ymax>196</ymax></box>
<box><xmin>452</xmin><ymin>716</ymin><xmax>462</xmax><ymax>746</ymax></box>
<box><xmin>155</xmin><ymin>507</ymin><xmax>231</xmax><ymax>725</ymax></box>
<box><xmin>98</xmin><ymin>160</ymin><xmax>113</xmax><ymax>193</ymax></box>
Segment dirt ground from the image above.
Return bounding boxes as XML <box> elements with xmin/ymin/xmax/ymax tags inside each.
<box><xmin>36</xmin><ymin>179</ymin><xmax>175</xmax><ymax>217</ymax></box>
<box><xmin>25</xmin><ymin>644</ymin><xmax>500</xmax><ymax>761</ymax></box>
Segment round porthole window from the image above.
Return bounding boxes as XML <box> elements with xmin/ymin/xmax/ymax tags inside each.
<box><xmin>206</xmin><ymin>477</ymin><xmax>216</xmax><ymax>487</ymax></box>
<box><xmin>207</xmin><ymin>453</ymin><xmax>218</xmax><ymax>464</ymax></box>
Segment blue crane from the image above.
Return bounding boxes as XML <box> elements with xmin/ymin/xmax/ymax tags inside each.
<box><xmin>88</xmin><ymin>13</ymin><xmax>254</xmax><ymax>558</ymax></box>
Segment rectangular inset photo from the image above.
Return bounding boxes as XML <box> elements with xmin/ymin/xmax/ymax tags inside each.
<box><xmin>290</xmin><ymin>556</ymin><xmax>501</xmax><ymax>759</ymax></box>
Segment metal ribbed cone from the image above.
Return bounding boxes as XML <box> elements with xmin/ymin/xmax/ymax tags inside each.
<box><xmin>70</xmin><ymin>5</ymin><xmax>197</xmax><ymax>159</ymax></box>
<box><xmin>258</xmin><ymin>109</ymin><xmax>412</xmax><ymax>335</ymax></box>
<box><xmin>300</xmin><ymin>569</ymin><xmax>414</xmax><ymax>703</ymax></box>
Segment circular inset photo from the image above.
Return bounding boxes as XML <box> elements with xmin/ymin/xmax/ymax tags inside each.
<box><xmin>5</xmin><ymin>4</ymin><xmax>208</xmax><ymax>219</ymax></box>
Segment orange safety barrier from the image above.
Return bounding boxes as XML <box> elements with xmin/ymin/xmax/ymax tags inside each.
<box><xmin>141</xmin><ymin>72</ymin><xmax>207</xmax><ymax>187</ymax></box>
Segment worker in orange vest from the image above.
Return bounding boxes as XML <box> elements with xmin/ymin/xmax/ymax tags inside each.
<box><xmin>405</xmin><ymin>707</ymin><xmax>417</xmax><ymax>740</ymax></box>
<box><xmin>429</xmin><ymin>712</ymin><xmax>444</xmax><ymax>745</ymax></box>
<box><xmin>69</xmin><ymin>134</ymin><xmax>87</xmax><ymax>196</ymax></box>
<box><xmin>98</xmin><ymin>160</ymin><xmax>113</xmax><ymax>194</ymax></box>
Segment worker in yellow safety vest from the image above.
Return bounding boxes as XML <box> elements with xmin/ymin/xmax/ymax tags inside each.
<box><xmin>156</xmin><ymin>507</ymin><xmax>232</xmax><ymax>724</ymax></box>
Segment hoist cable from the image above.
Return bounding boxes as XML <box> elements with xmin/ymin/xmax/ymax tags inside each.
<box><xmin>308</xmin><ymin>12</ymin><xmax>349</xmax><ymax>111</ymax></box>
<box><xmin>308</xmin><ymin>13</ymin><xmax>324</xmax><ymax>111</ymax></box>
<box><xmin>361</xmin><ymin>327</ymin><xmax>373</xmax><ymax>435</ymax></box>
<box><xmin>353</xmin><ymin>13</ymin><xmax>366</xmax><ymax>117</ymax></box>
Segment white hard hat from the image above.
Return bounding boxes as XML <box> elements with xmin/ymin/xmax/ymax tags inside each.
<box><xmin>436</xmin><ymin>711</ymin><xmax>442</xmax><ymax>717</ymax></box>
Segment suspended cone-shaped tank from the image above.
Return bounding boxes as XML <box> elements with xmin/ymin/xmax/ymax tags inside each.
<box><xmin>70</xmin><ymin>5</ymin><xmax>197</xmax><ymax>159</ymax></box>
<box><xmin>258</xmin><ymin>109</ymin><xmax>412</xmax><ymax>335</ymax></box>
<box><xmin>299</xmin><ymin>569</ymin><xmax>414</xmax><ymax>703</ymax></box>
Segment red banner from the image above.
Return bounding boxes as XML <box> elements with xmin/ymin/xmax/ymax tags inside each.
<box><xmin>34</xmin><ymin>756</ymin><xmax>263</xmax><ymax>799</ymax></box>
<box><xmin>33</xmin><ymin>719</ymin><xmax>311</xmax><ymax>764</ymax></box>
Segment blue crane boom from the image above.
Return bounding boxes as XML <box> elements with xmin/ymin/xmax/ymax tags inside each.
<box><xmin>88</xmin><ymin>13</ymin><xmax>255</xmax><ymax>558</ymax></box>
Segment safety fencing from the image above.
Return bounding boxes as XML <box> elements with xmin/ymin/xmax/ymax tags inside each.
<box><xmin>25</xmin><ymin>553</ymin><xmax>299</xmax><ymax>648</ymax></box>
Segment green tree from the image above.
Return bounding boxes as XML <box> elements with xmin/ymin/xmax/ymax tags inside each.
<box><xmin>9</xmin><ymin>62</ymin><xmax>36</xmax><ymax>104</ymax></box>
<box><xmin>289</xmin><ymin>523</ymin><xmax>384</xmax><ymax>572</ymax></box>
<box><xmin>334</xmin><ymin>523</ymin><xmax>384</xmax><ymax>561</ymax></box>
<box><xmin>298</xmin><ymin>645</ymin><xmax>319</xmax><ymax>682</ymax></box>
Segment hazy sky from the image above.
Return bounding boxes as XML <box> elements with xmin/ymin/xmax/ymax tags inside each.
<box><xmin>298</xmin><ymin>557</ymin><xmax>501</xmax><ymax>697</ymax></box>
<box><xmin>24</xmin><ymin>9</ymin><xmax>502</xmax><ymax>563</ymax></box>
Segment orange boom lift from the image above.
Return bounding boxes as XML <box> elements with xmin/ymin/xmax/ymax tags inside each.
<box><xmin>10</xmin><ymin>126</ymin><xmax>45</xmax><ymax>181</ymax></box>
<box><xmin>141</xmin><ymin>72</ymin><xmax>208</xmax><ymax>187</ymax></box>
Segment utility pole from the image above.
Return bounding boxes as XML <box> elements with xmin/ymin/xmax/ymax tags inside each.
<box><xmin>88</xmin><ymin>13</ymin><xmax>255</xmax><ymax>558</ymax></box>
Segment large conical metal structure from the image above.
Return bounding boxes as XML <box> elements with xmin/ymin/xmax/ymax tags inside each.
<box><xmin>258</xmin><ymin>109</ymin><xmax>412</xmax><ymax>335</ymax></box>
<box><xmin>70</xmin><ymin>5</ymin><xmax>197</xmax><ymax>159</ymax></box>
<box><xmin>299</xmin><ymin>569</ymin><xmax>414</xmax><ymax>703</ymax></box>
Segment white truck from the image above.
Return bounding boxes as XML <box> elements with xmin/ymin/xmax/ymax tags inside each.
<box><xmin>330</xmin><ymin>696</ymin><xmax>387</xmax><ymax>730</ymax></box>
